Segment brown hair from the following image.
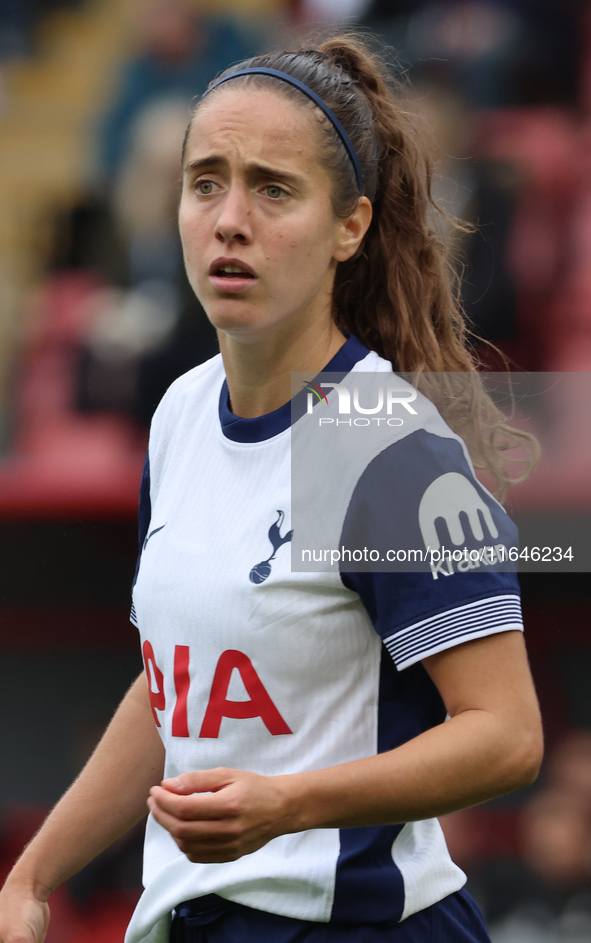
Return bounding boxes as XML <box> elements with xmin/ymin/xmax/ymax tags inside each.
<box><xmin>188</xmin><ymin>35</ymin><xmax>537</xmax><ymax>498</ymax></box>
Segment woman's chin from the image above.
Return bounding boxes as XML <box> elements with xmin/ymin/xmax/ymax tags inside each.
<box><xmin>207</xmin><ymin>307</ymin><xmax>277</xmax><ymax>340</ymax></box>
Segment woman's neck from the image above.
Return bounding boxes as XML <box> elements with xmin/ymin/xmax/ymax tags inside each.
<box><xmin>219</xmin><ymin>320</ymin><xmax>346</xmax><ymax>419</ymax></box>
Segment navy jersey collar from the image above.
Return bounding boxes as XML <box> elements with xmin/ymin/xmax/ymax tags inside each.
<box><xmin>219</xmin><ymin>334</ymin><xmax>371</xmax><ymax>443</ymax></box>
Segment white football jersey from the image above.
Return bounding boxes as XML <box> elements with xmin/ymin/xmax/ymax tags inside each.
<box><xmin>127</xmin><ymin>335</ymin><xmax>522</xmax><ymax>943</ymax></box>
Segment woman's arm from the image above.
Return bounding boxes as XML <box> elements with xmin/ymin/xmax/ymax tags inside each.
<box><xmin>0</xmin><ymin>672</ymin><xmax>164</xmax><ymax>943</ymax></box>
<box><xmin>148</xmin><ymin>630</ymin><xmax>543</xmax><ymax>862</ymax></box>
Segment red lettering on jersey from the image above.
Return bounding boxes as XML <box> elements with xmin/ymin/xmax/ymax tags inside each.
<box><xmin>199</xmin><ymin>650</ymin><xmax>292</xmax><ymax>738</ymax></box>
<box><xmin>172</xmin><ymin>645</ymin><xmax>190</xmax><ymax>738</ymax></box>
<box><xmin>142</xmin><ymin>640</ymin><xmax>165</xmax><ymax>726</ymax></box>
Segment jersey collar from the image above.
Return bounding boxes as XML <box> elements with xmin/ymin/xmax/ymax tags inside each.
<box><xmin>219</xmin><ymin>334</ymin><xmax>371</xmax><ymax>443</ymax></box>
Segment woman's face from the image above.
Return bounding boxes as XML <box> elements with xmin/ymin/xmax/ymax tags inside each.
<box><xmin>179</xmin><ymin>86</ymin><xmax>368</xmax><ymax>342</ymax></box>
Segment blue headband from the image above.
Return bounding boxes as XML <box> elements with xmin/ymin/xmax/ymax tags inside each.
<box><xmin>204</xmin><ymin>67</ymin><xmax>364</xmax><ymax>194</ymax></box>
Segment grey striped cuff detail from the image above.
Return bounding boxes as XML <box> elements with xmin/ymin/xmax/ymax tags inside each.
<box><xmin>384</xmin><ymin>595</ymin><xmax>523</xmax><ymax>669</ymax></box>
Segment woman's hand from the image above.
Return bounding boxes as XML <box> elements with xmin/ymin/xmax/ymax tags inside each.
<box><xmin>147</xmin><ymin>768</ymin><xmax>293</xmax><ymax>863</ymax></box>
<box><xmin>0</xmin><ymin>881</ymin><xmax>50</xmax><ymax>943</ymax></box>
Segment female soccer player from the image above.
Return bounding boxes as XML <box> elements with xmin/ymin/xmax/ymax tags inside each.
<box><xmin>0</xmin><ymin>35</ymin><xmax>542</xmax><ymax>943</ymax></box>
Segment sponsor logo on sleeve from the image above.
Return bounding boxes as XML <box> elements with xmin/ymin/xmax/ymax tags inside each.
<box><xmin>418</xmin><ymin>473</ymin><xmax>505</xmax><ymax>579</ymax></box>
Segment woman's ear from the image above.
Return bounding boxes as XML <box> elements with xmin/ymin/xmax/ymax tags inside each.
<box><xmin>333</xmin><ymin>196</ymin><xmax>373</xmax><ymax>262</ymax></box>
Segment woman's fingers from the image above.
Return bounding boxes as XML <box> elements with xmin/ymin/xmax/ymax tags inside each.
<box><xmin>160</xmin><ymin>768</ymin><xmax>236</xmax><ymax>795</ymax></box>
<box><xmin>148</xmin><ymin>785</ymin><xmax>225</xmax><ymax>821</ymax></box>
<box><xmin>146</xmin><ymin>768</ymin><xmax>290</xmax><ymax>863</ymax></box>
<box><xmin>146</xmin><ymin>795</ymin><xmax>240</xmax><ymax>861</ymax></box>
<box><xmin>147</xmin><ymin>793</ymin><xmax>232</xmax><ymax>835</ymax></box>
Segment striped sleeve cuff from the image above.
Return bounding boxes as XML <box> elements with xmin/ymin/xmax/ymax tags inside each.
<box><xmin>383</xmin><ymin>595</ymin><xmax>523</xmax><ymax>669</ymax></box>
<box><xmin>130</xmin><ymin>603</ymin><xmax>139</xmax><ymax>627</ymax></box>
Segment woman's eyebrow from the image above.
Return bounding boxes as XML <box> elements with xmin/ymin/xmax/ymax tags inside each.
<box><xmin>184</xmin><ymin>156</ymin><xmax>302</xmax><ymax>186</ymax></box>
<box><xmin>245</xmin><ymin>163</ymin><xmax>302</xmax><ymax>186</ymax></box>
<box><xmin>184</xmin><ymin>155</ymin><xmax>224</xmax><ymax>173</ymax></box>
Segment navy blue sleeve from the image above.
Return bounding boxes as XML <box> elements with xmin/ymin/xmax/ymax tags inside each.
<box><xmin>136</xmin><ymin>451</ymin><xmax>152</xmax><ymax>559</ymax></box>
<box><xmin>340</xmin><ymin>430</ymin><xmax>523</xmax><ymax>669</ymax></box>
<box><xmin>131</xmin><ymin>452</ymin><xmax>151</xmax><ymax>625</ymax></box>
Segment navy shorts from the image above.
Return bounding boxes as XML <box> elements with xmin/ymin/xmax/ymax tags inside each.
<box><xmin>170</xmin><ymin>889</ymin><xmax>491</xmax><ymax>942</ymax></box>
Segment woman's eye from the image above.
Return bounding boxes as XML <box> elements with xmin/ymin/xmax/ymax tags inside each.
<box><xmin>196</xmin><ymin>180</ymin><xmax>216</xmax><ymax>195</ymax></box>
<box><xmin>265</xmin><ymin>185</ymin><xmax>286</xmax><ymax>199</ymax></box>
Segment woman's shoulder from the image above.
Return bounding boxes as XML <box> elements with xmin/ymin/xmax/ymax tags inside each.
<box><xmin>148</xmin><ymin>353</ymin><xmax>224</xmax><ymax>439</ymax></box>
<box><xmin>166</xmin><ymin>351</ymin><xmax>224</xmax><ymax>396</ymax></box>
<box><xmin>156</xmin><ymin>352</ymin><xmax>223</xmax><ymax>409</ymax></box>
<box><xmin>349</xmin><ymin>345</ymin><xmax>393</xmax><ymax>375</ymax></box>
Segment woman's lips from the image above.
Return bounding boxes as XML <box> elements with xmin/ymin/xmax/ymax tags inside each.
<box><xmin>209</xmin><ymin>273</ymin><xmax>258</xmax><ymax>293</ymax></box>
<box><xmin>208</xmin><ymin>258</ymin><xmax>257</xmax><ymax>293</ymax></box>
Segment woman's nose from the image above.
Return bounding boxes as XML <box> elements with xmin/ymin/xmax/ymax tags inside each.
<box><xmin>215</xmin><ymin>185</ymin><xmax>253</xmax><ymax>245</ymax></box>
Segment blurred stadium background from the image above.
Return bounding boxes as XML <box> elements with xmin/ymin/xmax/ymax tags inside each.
<box><xmin>1</xmin><ymin>1</ymin><xmax>591</xmax><ymax>940</ymax></box>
